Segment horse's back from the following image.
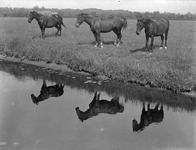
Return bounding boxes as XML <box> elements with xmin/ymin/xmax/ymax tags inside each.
<box><xmin>153</xmin><ymin>18</ymin><xmax>169</xmax><ymax>35</ymax></box>
<box><xmin>98</xmin><ymin>99</ymin><xmax>123</xmax><ymax>114</ymax></box>
<box><xmin>93</xmin><ymin>17</ymin><xmax>115</xmax><ymax>32</ymax></box>
<box><xmin>92</xmin><ymin>15</ymin><xmax>127</xmax><ymax>32</ymax></box>
<box><xmin>37</xmin><ymin>11</ymin><xmax>62</xmax><ymax>22</ymax></box>
<box><xmin>37</xmin><ymin>11</ymin><xmax>58</xmax><ymax>16</ymax></box>
<box><xmin>113</xmin><ymin>16</ymin><xmax>127</xmax><ymax>28</ymax></box>
<box><xmin>156</xmin><ymin>18</ymin><xmax>169</xmax><ymax>29</ymax></box>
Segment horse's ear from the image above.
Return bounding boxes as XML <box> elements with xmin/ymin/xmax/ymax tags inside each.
<box><xmin>137</xmin><ymin>17</ymin><xmax>143</xmax><ymax>21</ymax></box>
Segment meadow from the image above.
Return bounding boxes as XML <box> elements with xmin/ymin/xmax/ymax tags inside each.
<box><xmin>0</xmin><ymin>17</ymin><xmax>196</xmax><ymax>92</ymax></box>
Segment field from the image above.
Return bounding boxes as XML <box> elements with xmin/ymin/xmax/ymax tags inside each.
<box><xmin>0</xmin><ymin>17</ymin><xmax>196</xmax><ymax>92</ymax></box>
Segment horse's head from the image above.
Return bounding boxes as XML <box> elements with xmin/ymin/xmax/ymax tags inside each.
<box><xmin>75</xmin><ymin>107</ymin><xmax>85</xmax><ymax>122</ymax></box>
<box><xmin>136</xmin><ymin>18</ymin><xmax>145</xmax><ymax>35</ymax></box>
<box><xmin>132</xmin><ymin>119</ymin><xmax>143</xmax><ymax>132</ymax></box>
<box><xmin>31</xmin><ymin>94</ymin><xmax>38</xmax><ymax>105</ymax></box>
<box><xmin>75</xmin><ymin>13</ymin><xmax>85</xmax><ymax>28</ymax></box>
<box><xmin>28</xmin><ymin>11</ymin><xmax>36</xmax><ymax>23</ymax></box>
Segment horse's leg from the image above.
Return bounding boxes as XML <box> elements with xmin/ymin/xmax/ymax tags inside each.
<box><xmin>147</xmin><ymin>103</ymin><xmax>151</xmax><ymax>116</ymax></box>
<box><xmin>55</xmin><ymin>25</ymin><xmax>60</xmax><ymax>36</ymax></box>
<box><xmin>117</xmin><ymin>30</ymin><xmax>122</xmax><ymax>46</ymax></box>
<box><xmin>96</xmin><ymin>31</ymin><xmax>103</xmax><ymax>48</ymax></box>
<box><xmin>145</xmin><ymin>35</ymin><xmax>149</xmax><ymax>51</ymax></box>
<box><xmin>164</xmin><ymin>30</ymin><xmax>168</xmax><ymax>49</ymax></box>
<box><xmin>92</xmin><ymin>30</ymin><xmax>98</xmax><ymax>47</ymax></box>
<box><xmin>150</xmin><ymin>35</ymin><xmax>154</xmax><ymax>52</ymax></box>
<box><xmin>41</xmin><ymin>27</ymin><xmax>45</xmax><ymax>39</ymax></box>
<box><xmin>59</xmin><ymin>24</ymin><xmax>62</xmax><ymax>36</ymax></box>
<box><xmin>160</xmin><ymin>35</ymin><xmax>164</xmax><ymax>49</ymax></box>
<box><xmin>113</xmin><ymin>28</ymin><xmax>121</xmax><ymax>46</ymax></box>
<box><xmin>142</xmin><ymin>102</ymin><xmax>146</xmax><ymax>114</ymax></box>
<box><xmin>154</xmin><ymin>103</ymin><xmax>159</xmax><ymax>110</ymax></box>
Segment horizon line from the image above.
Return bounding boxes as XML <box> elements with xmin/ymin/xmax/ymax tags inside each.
<box><xmin>0</xmin><ymin>6</ymin><xmax>195</xmax><ymax>15</ymax></box>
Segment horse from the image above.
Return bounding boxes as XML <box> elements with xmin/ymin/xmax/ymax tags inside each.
<box><xmin>136</xmin><ymin>17</ymin><xmax>170</xmax><ymax>52</ymax></box>
<box><xmin>75</xmin><ymin>13</ymin><xmax>127</xmax><ymax>48</ymax></box>
<box><xmin>75</xmin><ymin>92</ymin><xmax>124</xmax><ymax>122</ymax></box>
<box><xmin>132</xmin><ymin>103</ymin><xmax>164</xmax><ymax>132</ymax></box>
<box><xmin>31</xmin><ymin>80</ymin><xmax>64</xmax><ymax>105</ymax></box>
<box><xmin>28</xmin><ymin>11</ymin><xmax>66</xmax><ymax>39</ymax></box>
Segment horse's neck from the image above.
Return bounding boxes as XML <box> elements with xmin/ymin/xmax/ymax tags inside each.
<box><xmin>34</xmin><ymin>13</ymin><xmax>44</xmax><ymax>22</ymax></box>
<box><xmin>84</xmin><ymin>15</ymin><xmax>95</xmax><ymax>26</ymax></box>
<box><xmin>81</xmin><ymin>108</ymin><xmax>95</xmax><ymax>120</ymax></box>
<box><xmin>144</xmin><ymin>19</ymin><xmax>153</xmax><ymax>27</ymax></box>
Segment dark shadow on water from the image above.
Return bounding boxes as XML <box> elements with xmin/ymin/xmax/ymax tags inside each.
<box><xmin>75</xmin><ymin>92</ymin><xmax>124</xmax><ymax>122</ymax></box>
<box><xmin>31</xmin><ymin>80</ymin><xmax>65</xmax><ymax>105</ymax></box>
<box><xmin>0</xmin><ymin>60</ymin><xmax>196</xmax><ymax>114</ymax></box>
<box><xmin>133</xmin><ymin>102</ymin><xmax>164</xmax><ymax>132</ymax></box>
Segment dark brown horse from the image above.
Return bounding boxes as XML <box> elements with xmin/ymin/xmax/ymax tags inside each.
<box><xmin>132</xmin><ymin>103</ymin><xmax>164</xmax><ymax>132</ymax></box>
<box><xmin>136</xmin><ymin>17</ymin><xmax>170</xmax><ymax>52</ymax></box>
<box><xmin>28</xmin><ymin>11</ymin><xmax>66</xmax><ymax>38</ymax></box>
<box><xmin>31</xmin><ymin>80</ymin><xmax>64</xmax><ymax>105</ymax></box>
<box><xmin>75</xmin><ymin>92</ymin><xmax>124</xmax><ymax>122</ymax></box>
<box><xmin>75</xmin><ymin>13</ymin><xmax>127</xmax><ymax>48</ymax></box>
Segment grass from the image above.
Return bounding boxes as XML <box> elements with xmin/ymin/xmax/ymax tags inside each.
<box><xmin>0</xmin><ymin>17</ymin><xmax>196</xmax><ymax>92</ymax></box>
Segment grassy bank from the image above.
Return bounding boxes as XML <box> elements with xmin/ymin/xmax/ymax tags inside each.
<box><xmin>0</xmin><ymin>18</ymin><xmax>196</xmax><ymax>92</ymax></box>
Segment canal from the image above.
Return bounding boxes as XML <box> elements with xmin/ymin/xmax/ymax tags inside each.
<box><xmin>0</xmin><ymin>60</ymin><xmax>196</xmax><ymax>150</ymax></box>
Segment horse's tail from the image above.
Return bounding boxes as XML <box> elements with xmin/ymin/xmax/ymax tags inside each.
<box><xmin>62</xmin><ymin>21</ymin><xmax>67</xmax><ymax>28</ymax></box>
<box><xmin>122</xmin><ymin>17</ymin><xmax>127</xmax><ymax>30</ymax></box>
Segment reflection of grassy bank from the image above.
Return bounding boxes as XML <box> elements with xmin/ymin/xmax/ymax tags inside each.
<box><xmin>1</xmin><ymin>60</ymin><xmax>196</xmax><ymax>113</ymax></box>
<box><xmin>0</xmin><ymin>18</ymin><xmax>196</xmax><ymax>92</ymax></box>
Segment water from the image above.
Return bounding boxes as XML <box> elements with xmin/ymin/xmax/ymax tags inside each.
<box><xmin>0</xmin><ymin>60</ymin><xmax>196</xmax><ymax>150</ymax></box>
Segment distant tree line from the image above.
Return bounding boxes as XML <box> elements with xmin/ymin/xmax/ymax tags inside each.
<box><xmin>0</xmin><ymin>6</ymin><xmax>196</xmax><ymax>20</ymax></box>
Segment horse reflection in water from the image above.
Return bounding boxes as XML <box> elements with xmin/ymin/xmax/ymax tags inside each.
<box><xmin>31</xmin><ymin>80</ymin><xmax>64</xmax><ymax>105</ymax></box>
<box><xmin>133</xmin><ymin>103</ymin><xmax>164</xmax><ymax>132</ymax></box>
<box><xmin>75</xmin><ymin>92</ymin><xmax>124</xmax><ymax>122</ymax></box>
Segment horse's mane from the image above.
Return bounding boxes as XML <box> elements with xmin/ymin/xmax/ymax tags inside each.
<box><xmin>78</xmin><ymin>13</ymin><xmax>99</xmax><ymax>18</ymax></box>
<box><xmin>31</xmin><ymin>11</ymin><xmax>58</xmax><ymax>16</ymax></box>
<box><xmin>138</xmin><ymin>17</ymin><xmax>153</xmax><ymax>25</ymax></box>
<box><xmin>30</xmin><ymin>11</ymin><xmax>42</xmax><ymax>16</ymax></box>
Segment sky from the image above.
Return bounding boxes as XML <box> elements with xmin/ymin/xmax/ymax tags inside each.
<box><xmin>0</xmin><ymin>0</ymin><xmax>196</xmax><ymax>14</ymax></box>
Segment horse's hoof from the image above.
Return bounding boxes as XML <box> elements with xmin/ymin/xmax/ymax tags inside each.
<box><xmin>116</xmin><ymin>43</ymin><xmax>120</xmax><ymax>47</ymax></box>
<box><xmin>98</xmin><ymin>45</ymin><xmax>103</xmax><ymax>48</ymax></box>
<box><xmin>159</xmin><ymin>47</ymin><xmax>163</xmax><ymax>49</ymax></box>
<box><xmin>94</xmin><ymin>45</ymin><xmax>98</xmax><ymax>47</ymax></box>
<box><xmin>164</xmin><ymin>46</ymin><xmax>167</xmax><ymax>49</ymax></box>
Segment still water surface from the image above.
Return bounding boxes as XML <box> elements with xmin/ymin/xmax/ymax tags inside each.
<box><xmin>0</xmin><ymin>60</ymin><xmax>196</xmax><ymax>150</ymax></box>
